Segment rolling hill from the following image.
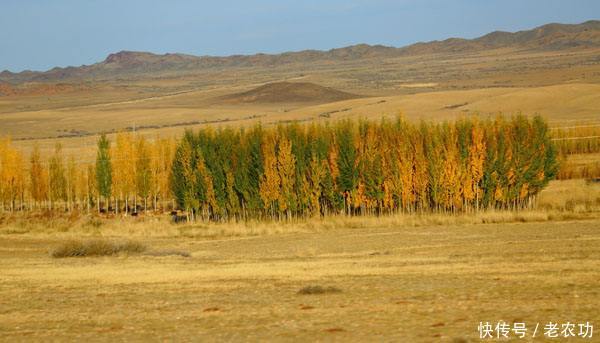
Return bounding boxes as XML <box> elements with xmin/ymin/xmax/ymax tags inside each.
<box><xmin>219</xmin><ymin>82</ymin><xmax>363</xmax><ymax>104</ymax></box>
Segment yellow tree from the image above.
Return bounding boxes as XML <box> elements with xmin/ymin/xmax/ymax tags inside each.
<box><xmin>468</xmin><ymin>121</ymin><xmax>486</xmax><ymax>210</ymax></box>
<box><xmin>0</xmin><ymin>138</ymin><xmax>9</xmax><ymax>210</ymax></box>
<box><xmin>411</xmin><ymin>129</ymin><xmax>429</xmax><ymax>212</ymax></box>
<box><xmin>136</xmin><ymin>136</ymin><xmax>152</xmax><ymax>212</ymax></box>
<box><xmin>502</xmin><ymin>125</ymin><xmax>516</xmax><ymax>208</ymax></box>
<box><xmin>29</xmin><ymin>144</ymin><xmax>48</xmax><ymax>209</ymax></box>
<box><xmin>259</xmin><ymin>131</ymin><xmax>280</xmax><ymax>219</ymax></box>
<box><xmin>0</xmin><ymin>138</ymin><xmax>25</xmax><ymax>211</ymax></box>
<box><xmin>48</xmin><ymin>143</ymin><xmax>67</xmax><ymax>210</ymax></box>
<box><xmin>441</xmin><ymin>126</ymin><xmax>461</xmax><ymax>212</ymax></box>
<box><xmin>76</xmin><ymin>164</ymin><xmax>95</xmax><ymax>212</ymax></box>
<box><xmin>66</xmin><ymin>156</ymin><xmax>77</xmax><ymax>211</ymax></box>
<box><xmin>113</xmin><ymin>132</ymin><xmax>136</xmax><ymax>214</ymax></box>
<box><xmin>155</xmin><ymin>137</ymin><xmax>176</xmax><ymax>211</ymax></box>
<box><xmin>149</xmin><ymin>137</ymin><xmax>161</xmax><ymax>210</ymax></box>
<box><xmin>380</xmin><ymin>124</ymin><xmax>397</xmax><ymax>212</ymax></box>
<box><xmin>277</xmin><ymin>137</ymin><xmax>296</xmax><ymax>219</ymax></box>
<box><xmin>398</xmin><ymin>141</ymin><xmax>414</xmax><ymax>212</ymax></box>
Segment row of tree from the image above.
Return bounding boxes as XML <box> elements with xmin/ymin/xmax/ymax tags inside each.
<box><xmin>551</xmin><ymin>125</ymin><xmax>600</xmax><ymax>155</ymax></box>
<box><xmin>0</xmin><ymin>115</ymin><xmax>561</xmax><ymax>218</ymax></box>
<box><xmin>0</xmin><ymin>134</ymin><xmax>175</xmax><ymax>213</ymax></box>
<box><xmin>171</xmin><ymin>115</ymin><xmax>560</xmax><ymax>221</ymax></box>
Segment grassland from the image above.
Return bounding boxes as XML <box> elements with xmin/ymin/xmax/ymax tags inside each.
<box><xmin>1</xmin><ymin>217</ymin><xmax>598</xmax><ymax>341</ymax></box>
<box><xmin>0</xmin><ymin>180</ymin><xmax>598</xmax><ymax>341</ymax></box>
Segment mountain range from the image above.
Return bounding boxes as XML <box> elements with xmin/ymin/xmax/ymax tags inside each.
<box><xmin>1</xmin><ymin>20</ymin><xmax>599</xmax><ymax>84</ymax></box>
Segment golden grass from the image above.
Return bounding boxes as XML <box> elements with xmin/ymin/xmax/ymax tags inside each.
<box><xmin>538</xmin><ymin>179</ymin><xmax>600</xmax><ymax>212</ymax></box>
<box><xmin>1</xmin><ymin>218</ymin><xmax>598</xmax><ymax>341</ymax></box>
<box><xmin>0</xmin><ymin>208</ymin><xmax>595</xmax><ymax>239</ymax></box>
<box><xmin>8</xmin><ymin>83</ymin><xmax>600</xmax><ymax>149</ymax></box>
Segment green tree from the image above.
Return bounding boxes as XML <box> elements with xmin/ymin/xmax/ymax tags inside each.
<box><xmin>49</xmin><ymin>143</ymin><xmax>67</xmax><ymax>209</ymax></box>
<box><xmin>171</xmin><ymin>131</ymin><xmax>198</xmax><ymax>220</ymax></box>
<box><xmin>29</xmin><ymin>144</ymin><xmax>48</xmax><ymax>207</ymax></box>
<box><xmin>95</xmin><ymin>134</ymin><xmax>112</xmax><ymax>211</ymax></box>
<box><xmin>336</xmin><ymin>121</ymin><xmax>358</xmax><ymax>215</ymax></box>
<box><xmin>136</xmin><ymin>136</ymin><xmax>152</xmax><ymax>212</ymax></box>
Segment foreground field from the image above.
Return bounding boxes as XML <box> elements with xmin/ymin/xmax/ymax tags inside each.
<box><xmin>1</xmin><ymin>217</ymin><xmax>598</xmax><ymax>341</ymax></box>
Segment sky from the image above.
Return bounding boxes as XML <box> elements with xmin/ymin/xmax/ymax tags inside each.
<box><xmin>1</xmin><ymin>0</ymin><xmax>599</xmax><ymax>72</ymax></box>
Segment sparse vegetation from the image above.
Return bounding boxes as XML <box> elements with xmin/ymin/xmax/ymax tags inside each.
<box><xmin>298</xmin><ymin>285</ymin><xmax>342</xmax><ymax>295</ymax></box>
<box><xmin>50</xmin><ymin>239</ymin><xmax>146</xmax><ymax>258</ymax></box>
<box><xmin>143</xmin><ymin>249</ymin><xmax>191</xmax><ymax>258</ymax></box>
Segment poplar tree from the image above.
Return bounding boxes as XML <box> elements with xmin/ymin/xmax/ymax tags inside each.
<box><xmin>136</xmin><ymin>136</ymin><xmax>151</xmax><ymax>212</ymax></box>
<box><xmin>171</xmin><ymin>131</ymin><xmax>197</xmax><ymax>220</ymax></box>
<box><xmin>468</xmin><ymin>121</ymin><xmax>486</xmax><ymax>210</ymax></box>
<box><xmin>0</xmin><ymin>138</ymin><xmax>25</xmax><ymax>211</ymax></box>
<box><xmin>29</xmin><ymin>145</ymin><xmax>48</xmax><ymax>208</ymax></box>
<box><xmin>259</xmin><ymin>131</ymin><xmax>280</xmax><ymax>218</ymax></box>
<box><xmin>49</xmin><ymin>143</ymin><xmax>67</xmax><ymax>210</ymax></box>
<box><xmin>163</xmin><ymin>114</ymin><xmax>560</xmax><ymax>221</ymax></box>
<box><xmin>66</xmin><ymin>156</ymin><xmax>77</xmax><ymax>211</ymax></box>
<box><xmin>95</xmin><ymin>134</ymin><xmax>112</xmax><ymax>212</ymax></box>
<box><xmin>277</xmin><ymin>137</ymin><xmax>296</xmax><ymax>219</ymax></box>
<box><xmin>336</xmin><ymin>121</ymin><xmax>358</xmax><ymax>215</ymax></box>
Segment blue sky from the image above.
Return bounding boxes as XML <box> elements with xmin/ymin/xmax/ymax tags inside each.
<box><xmin>1</xmin><ymin>0</ymin><xmax>599</xmax><ymax>72</ymax></box>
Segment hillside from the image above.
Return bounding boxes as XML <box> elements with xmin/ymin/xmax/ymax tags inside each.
<box><xmin>402</xmin><ymin>20</ymin><xmax>600</xmax><ymax>54</ymax></box>
<box><xmin>1</xmin><ymin>20</ymin><xmax>599</xmax><ymax>83</ymax></box>
<box><xmin>219</xmin><ymin>82</ymin><xmax>362</xmax><ymax>104</ymax></box>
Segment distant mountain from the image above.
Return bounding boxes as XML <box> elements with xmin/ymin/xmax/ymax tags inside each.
<box><xmin>1</xmin><ymin>20</ymin><xmax>599</xmax><ymax>84</ymax></box>
<box><xmin>402</xmin><ymin>20</ymin><xmax>600</xmax><ymax>54</ymax></box>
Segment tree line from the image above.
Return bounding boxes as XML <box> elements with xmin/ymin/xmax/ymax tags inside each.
<box><xmin>0</xmin><ymin>134</ymin><xmax>175</xmax><ymax>213</ymax></box>
<box><xmin>0</xmin><ymin>115</ymin><xmax>560</xmax><ymax>218</ymax></box>
<box><xmin>171</xmin><ymin>115</ymin><xmax>559</xmax><ymax>221</ymax></box>
<box><xmin>551</xmin><ymin>125</ymin><xmax>600</xmax><ymax>155</ymax></box>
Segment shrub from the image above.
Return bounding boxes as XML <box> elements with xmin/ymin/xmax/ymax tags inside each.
<box><xmin>297</xmin><ymin>285</ymin><xmax>342</xmax><ymax>295</ymax></box>
<box><xmin>50</xmin><ymin>239</ymin><xmax>146</xmax><ymax>258</ymax></box>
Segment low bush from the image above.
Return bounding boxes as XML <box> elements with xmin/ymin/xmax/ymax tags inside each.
<box><xmin>50</xmin><ymin>239</ymin><xmax>146</xmax><ymax>258</ymax></box>
<box><xmin>297</xmin><ymin>285</ymin><xmax>342</xmax><ymax>295</ymax></box>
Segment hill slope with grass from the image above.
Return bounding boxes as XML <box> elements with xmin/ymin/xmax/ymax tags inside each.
<box><xmin>219</xmin><ymin>82</ymin><xmax>363</xmax><ymax>104</ymax></box>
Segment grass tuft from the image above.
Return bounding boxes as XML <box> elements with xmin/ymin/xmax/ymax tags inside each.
<box><xmin>50</xmin><ymin>239</ymin><xmax>146</xmax><ymax>258</ymax></box>
<box><xmin>143</xmin><ymin>249</ymin><xmax>191</xmax><ymax>258</ymax></box>
<box><xmin>297</xmin><ymin>285</ymin><xmax>342</xmax><ymax>295</ymax></box>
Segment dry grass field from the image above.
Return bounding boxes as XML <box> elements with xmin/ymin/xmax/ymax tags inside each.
<box><xmin>2</xmin><ymin>47</ymin><xmax>600</xmax><ymax>147</ymax></box>
<box><xmin>0</xmin><ymin>180</ymin><xmax>599</xmax><ymax>341</ymax></box>
<box><xmin>1</xmin><ymin>218</ymin><xmax>598</xmax><ymax>341</ymax></box>
<box><xmin>7</xmin><ymin>81</ymin><xmax>600</xmax><ymax>160</ymax></box>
